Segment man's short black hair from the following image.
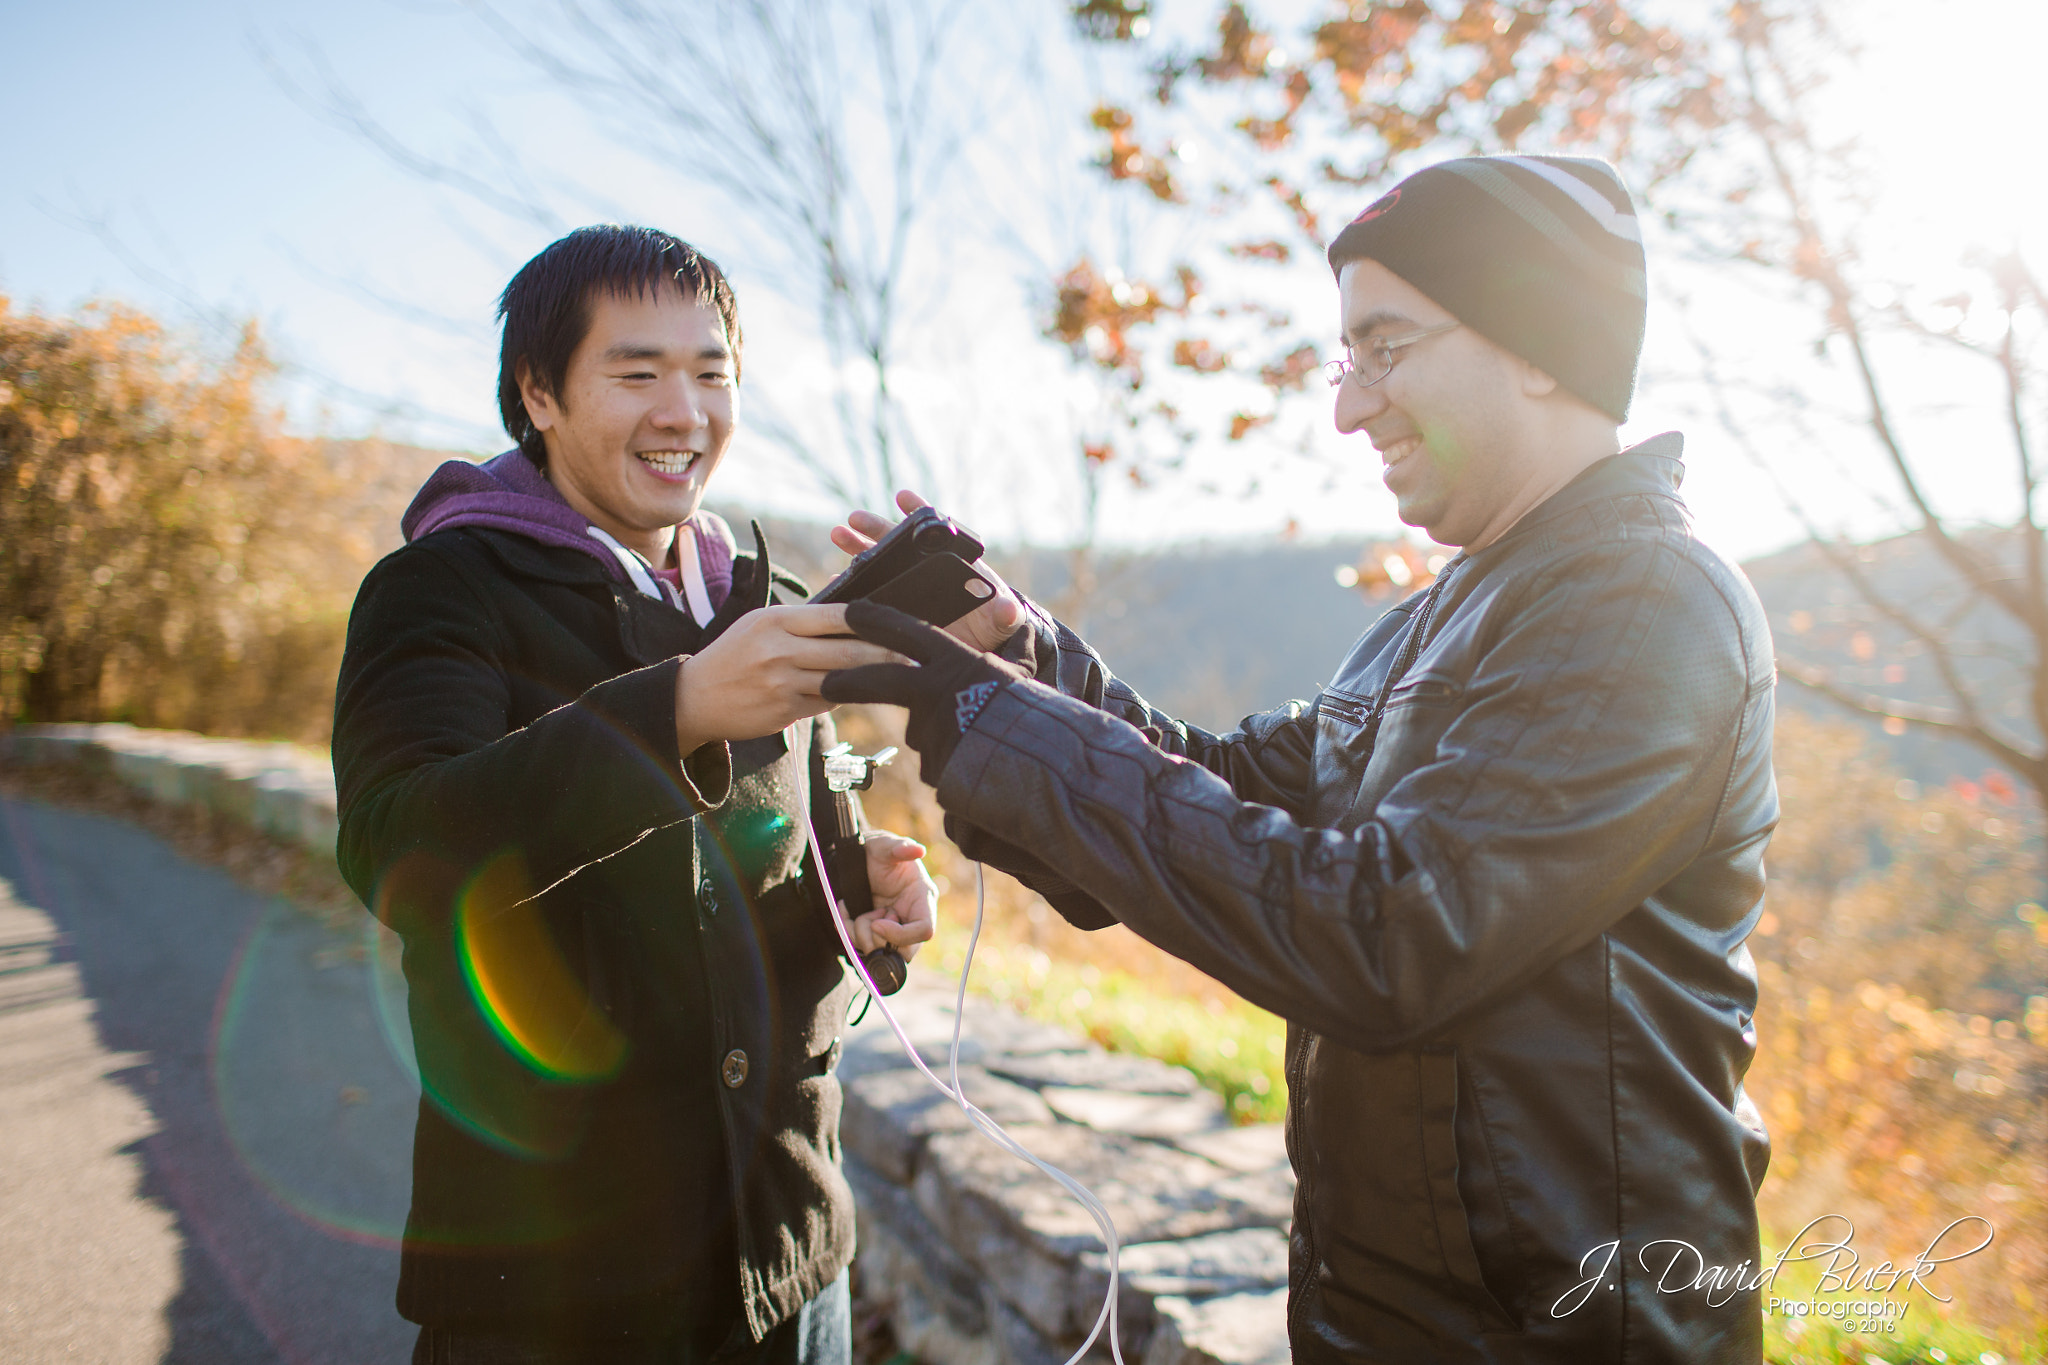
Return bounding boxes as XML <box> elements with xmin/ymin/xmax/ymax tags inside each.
<box><xmin>497</xmin><ymin>225</ymin><xmax>742</xmax><ymax>464</ymax></box>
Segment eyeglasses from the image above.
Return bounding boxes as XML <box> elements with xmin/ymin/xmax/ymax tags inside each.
<box><xmin>1322</xmin><ymin>321</ymin><xmax>1461</xmax><ymax>389</ymax></box>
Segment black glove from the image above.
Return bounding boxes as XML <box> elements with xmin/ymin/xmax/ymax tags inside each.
<box><xmin>822</xmin><ymin>601</ymin><xmax>1030</xmax><ymax>785</ymax></box>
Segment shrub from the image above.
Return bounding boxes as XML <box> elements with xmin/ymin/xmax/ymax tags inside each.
<box><xmin>0</xmin><ymin>298</ymin><xmax>438</xmax><ymax>742</ymax></box>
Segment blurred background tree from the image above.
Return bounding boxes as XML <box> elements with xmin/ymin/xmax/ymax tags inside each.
<box><xmin>1060</xmin><ymin>0</ymin><xmax>2048</xmax><ymax>816</ymax></box>
<box><xmin>267</xmin><ymin>0</ymin><xmax>1107</xmax><ymax>527</ymax></box>
<box><xmin>1676</xmin><ymin>4</ymin><xmax>2048</xmax><ymax>815</ymax></box>
<box><xmin>0</xmin><ymin>297</ymin><xmax>429</xmax><ymax>742</ymax></box>
<box><xmin>1749</xmin><ymin>709</ymin><xmax>2046</xmax><ymax>1347</ymax></box>
<box><xmin>1048</xmin><ymin>0</ymin><xmax>1717</xmax><ymax>495</ymax></box>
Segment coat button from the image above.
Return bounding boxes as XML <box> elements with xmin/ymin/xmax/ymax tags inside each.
<box><xmin>721</xmin><ymin>1049</ymin><xmax>749</xmax><ymax>1088</ymax></box>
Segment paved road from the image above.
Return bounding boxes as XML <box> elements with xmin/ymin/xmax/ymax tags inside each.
<box><xmin>0</xmin><ymin>793</ymin><xmax>419</xmax><ymax>1364</ymax></box>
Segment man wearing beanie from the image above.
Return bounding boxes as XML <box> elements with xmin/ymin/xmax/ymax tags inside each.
<box><xmin>826</xmin><ymin>155</ymin><xmax>1776</xmax><ymax>1362</ymax></box>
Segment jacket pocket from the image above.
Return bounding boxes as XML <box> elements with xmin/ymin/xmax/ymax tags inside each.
<box><xmin>1418</xmin><ymin>1047</ymin><xmax>1520</xmax><ymax>1333</ymax></box>
<box><xmin>1347</xmin><ymin>678</ymin><xmax>1462</xmax><ymax>818</ymax></box>
<box><xmin>1386</xmin><ymin>674</ymin><xmax>1458</xmax><ymax>705</ymax></box>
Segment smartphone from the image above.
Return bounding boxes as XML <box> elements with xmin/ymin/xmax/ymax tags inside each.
<box><xmin>810</xmin><ymin>507</ymin><xmax>996</xmax><ymax>627</ymax></box>
<box><xmin>860</xmin><ymin>552</ymin><xmax>996</xmax><ymax>627</ymax></box>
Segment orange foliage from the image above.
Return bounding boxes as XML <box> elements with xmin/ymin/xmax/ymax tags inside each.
<box><xmin>1751</xmin><ymin>712</ymin><xmax>2047</xmax><ymax>1339</ymax></box>
<box><xmin>0</xmin><ymin>298</ymin><xmax>438</xmax><ymax>742</ymax></box>
<box><xmin>1194</xmin><ymin>3</ymin><xmax>1276</xmax><ymax>83</ymax></box>
<box><xmin>1045</xmin><ymin>257</ymin><xmax>1197</xmax><ymax>389</ymax></box>
<box><xmin>1090</xmin><ymin>102</ymin><xmax>1183</xmax><ymax>203</ymax></box>
<box><xmin>1225</xmin><ymin>411</ymin><xmax>1273</xmax><ymax>441</ymax></box>
<box><xmin>1258</xmin><ymin>344</ymin><xmax>1320</xmax><ymax>393</ymax></box>
<box><xmin>1171</xmin><ymin>338</ymin><xmax>1231</xmax><ymax>374</ymax></box>
<box><xmin>1059</xmin><ymin>0</ymin><xmax>1727</xmax><ymax>484</ymax></box>
<box><xmin>1313</xmin><ymin>2</ymin><xmax>1432</xmax><ymax>107</ymax></box>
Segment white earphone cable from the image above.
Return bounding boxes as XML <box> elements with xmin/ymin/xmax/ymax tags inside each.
<box><xmin>802</xmin><ymin>799</ymin><xmax>1125</xmax><ymax>1365</ymax></box>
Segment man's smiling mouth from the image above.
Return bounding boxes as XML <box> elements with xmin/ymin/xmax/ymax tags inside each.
<box><xmin>636</xmin><ymin>451</ymin><xmax>700</xmax><ymax>476</ymax></box>
<box><xmin>1376</xmin><ymin>434</ymin><xmax>1424</xmax><ymax>467</ymax></box>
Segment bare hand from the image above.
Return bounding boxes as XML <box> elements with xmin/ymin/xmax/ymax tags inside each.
<box><xmin>673</xmin><ymin>604</ymin><xmax>900</xmax><ymax>754</ymax></box>
<box><xmin>851</xmin><ymin>829</ymin><xmax>936</xmax><ymax>963</ymax></box>
<box><xmin>828</xmin><ymin>489</ymin><xmax>1026</xmax><ymax>653</ymax></box>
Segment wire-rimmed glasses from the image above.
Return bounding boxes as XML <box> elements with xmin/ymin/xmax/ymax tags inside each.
<box><xmin>1322</xmin><ymin>321</ymin><xmax>1461</xmax><ymax>388</ymax></box>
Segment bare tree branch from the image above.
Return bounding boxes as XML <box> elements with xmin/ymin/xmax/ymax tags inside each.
<box><xmin>1664</xmin><ymin>3</ymin><xmax>2048</xmax><ymax>812</ymax></box>
<box><xmin>1738</xmin><ymin>21</ymin><xmax>2033</xmax><ymax>629</ymax></box>
<box><xmin>32</xmin><ymin>196</ymin><xmax>496</xmax><ymax>446</ymax></box>
<box><xmin>269</xmin><ymin>241</ymin><xmax>485</xmax><ymax>342</ymax></box>
<box><xmin>253</xmin><ymin>33</ymin><xmax>565</xmax><ymax>234</ymax></box>
<box><xmin>1779</xmin><ymin>661</ymin><xmax>2042</xmax><ymax>786</ymax></box>
<box><xmin>1992</xmin><ymin>264</ymin><xmax>2048</xmax><ymax>755</ymax></box>
<box><xmin>439</xmin><ymin>0</ymin><xmax>988</xmax><ymax>507</ymax></box>
<box><xmin>1680</xmin><ymin>279</ymin><xmax>2044</xmax><ymax>776</ymax></box>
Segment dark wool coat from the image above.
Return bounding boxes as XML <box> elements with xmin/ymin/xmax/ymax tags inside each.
<box><xmin>332</xmin><ymin>524</ymin><xmax>857</xmax><ymax>1345</ymax></box>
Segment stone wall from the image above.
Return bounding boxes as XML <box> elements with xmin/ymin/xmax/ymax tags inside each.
<box><xmin>0</xmin><ymin>723</ymin><xmax>1294</xmax><ymax>1365</ymax></box>
<box><xmin>838</xmin><ymin>987</ymin><xmax>1292</xmax><ymax>1365</ymax></box>
<box><xmin>0</xmin><ymin>723</ymin><xmax>339</xmax><ymax>853</ymax></box>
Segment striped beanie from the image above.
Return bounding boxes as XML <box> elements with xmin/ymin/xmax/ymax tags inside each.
<box><xmin>1325</xmin><ymin>155</ymin><xmax>1647</xmax><ymax>422</ymax></box>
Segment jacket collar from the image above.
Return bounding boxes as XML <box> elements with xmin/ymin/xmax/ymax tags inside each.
<box><xmin>464</xmin><ymin>522</ymin><xmax>623</xmax><ymax>588</ymax></box>
<box><xmin>1492</xmin><ymin>430</ymin><xmax>1686</xmax><ymax>548</ymax></box>
<box><xmin>403</xmin><ymin>449</ymin><xmax>737</xmax><ymax>614</ymax></box>
<box><xmin>458</xmin><ymin>518</ymin><xmax>781</xmax><ymax>660</ymax></box>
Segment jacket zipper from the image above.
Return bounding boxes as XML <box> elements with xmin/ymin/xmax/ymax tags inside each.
<box><xmin>1290</xmin><ymin>557</ymin><xmax>1460</xmax><ymax>1338</ymax></box>
<box><xmin>1359</xmin><ymin>557</ymin><xmax>1461</xmax><ymax>754</ymax></box>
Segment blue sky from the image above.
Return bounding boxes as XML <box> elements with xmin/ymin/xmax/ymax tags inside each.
<box><xmin>3</xmin><ymin>0</ymin><xmax>1146</xmax><ymax>543</ymax></box>
<box><xmin>6</xmin><ymin>0</ymin><xmax>2045</xmax><ymax>561</ymax></box>
<box><xmin>4</xmin><ymin>0</ymin><xmax>557</xmax><ymax>440</ymax></box>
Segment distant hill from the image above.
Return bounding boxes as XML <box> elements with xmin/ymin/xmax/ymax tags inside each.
<box><xmin>658</xmin><ymin>500</ymin><xmax>2045</xmax><ymax>791</ymax></box>
<box><xmin>1743</xmin><ymin>528</ymin><xmax>2038</xmax><ymax>789</ymax></box>
<box><xmin>712</xmin><ymin>507</ymin><xmax>1393</xmax><ymax>733</ymax></box>
<box><xmin>998</xmin><ymin>540</ymin><xmax>1395</xmax><ymax>730</ymax></box>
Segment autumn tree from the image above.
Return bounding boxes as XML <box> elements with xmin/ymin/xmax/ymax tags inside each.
<box><xmin>1059</xmin><ymin>0</ymin><xmax>2048</xmax><ymax>811</ymax></box>
<box><xmin>1662</xmin><ymin>2</ymin><xmax>2048</xmax><ymax>812</ymax></box>
<box><xmin>0</xmin><ymin>298</ymin><xmax>421</xmax><ymax>742</ymax></box>
<box><xmin>1751</xmin><ymin>710</ymin><xmax>2045</xmax><ymax>1345</ymax></box>
<box><xmin>1048</xmin><ymin>0</ymin><xmax>1719</xmax><ymax>500</ymax></box>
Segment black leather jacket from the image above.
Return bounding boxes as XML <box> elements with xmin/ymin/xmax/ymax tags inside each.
<box><xmin>945</xmin><ymin>436</ymin><xmax>1776</xmax><ymax>1362</ymax></box>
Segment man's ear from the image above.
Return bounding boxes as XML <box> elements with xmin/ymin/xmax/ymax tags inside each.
<box><xmin>517</xmin><ymin>359</ymin><xmax>560</xmax><ymax>433</ymax></box>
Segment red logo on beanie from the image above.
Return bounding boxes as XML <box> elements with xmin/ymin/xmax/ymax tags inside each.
<box><xmin>1352</xmin><ymin>188</ymin><xmax>1400</xmax><ymax>224</ymax></box>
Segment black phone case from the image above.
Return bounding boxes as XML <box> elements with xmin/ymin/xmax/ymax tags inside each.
<box><xmin>862</xmin><ymin>553</ymin><xmax>992</xmax><ymax>628</ymax></box>
<box><xmin>811</xmin><ymin>510</ymin><xmax>943</xmax><ymax>605</ymax></box>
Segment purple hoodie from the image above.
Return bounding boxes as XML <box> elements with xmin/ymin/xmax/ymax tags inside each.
<box><xmin>401</xmin><ymin>449</ymin><xmax>734</xmax><ymax>611</ymax></box>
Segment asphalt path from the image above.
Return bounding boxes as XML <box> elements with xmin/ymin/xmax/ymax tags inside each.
<box><xmin>0</xmin><ymin>792</ymin><xmax>419</xmax><ymax>1364</ymax></box>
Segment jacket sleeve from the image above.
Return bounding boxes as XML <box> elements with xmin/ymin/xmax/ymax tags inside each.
<box><xmin>937</xmin><ymin>541</ymin><xmax>1770</xmax><ymax>1052</ymax></box>
<box><xmin>332</xmin><ymin>542</ymin><xmax>732</xmax><ymax>925</ymax></box>
<box><xmin>949</xmin><ymin>597</ymin><xmax>1320</xmax><ymax>929</ymax></box>
<box><xmin>1003</xmin><ymin>597</ymin><xmax>1319</xmax><ymax>810</ymax></box>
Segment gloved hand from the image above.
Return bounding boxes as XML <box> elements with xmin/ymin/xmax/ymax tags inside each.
<box><xmin>822</xmin><ymin>600</ymin><xmax>1031</xmax><ymax>785</ymax></box>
